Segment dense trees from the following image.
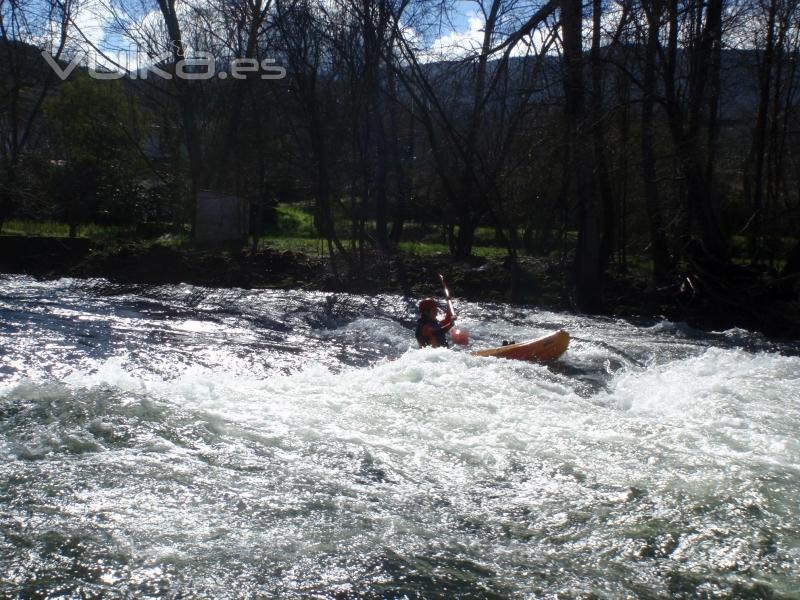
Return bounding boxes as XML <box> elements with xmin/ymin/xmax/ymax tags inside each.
<box><xmin>0</xmin><ymin>0</ymin><xmax>72</xmax><ymax>231</ymax></box>
<box><xmin>2</xmin><ymin>0</ymin><xmax>800</xmax><ymax>309</ymax></box>
<box><xmin>44</xmin><ymin>75</ymin><xmax>147</xmax><ymax>235</ymax></box>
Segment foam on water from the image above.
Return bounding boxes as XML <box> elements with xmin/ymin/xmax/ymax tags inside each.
<box><xmin>1</xmin><ymin>275</ymin><xmax>799</xmax><ymax>598</ymax></box>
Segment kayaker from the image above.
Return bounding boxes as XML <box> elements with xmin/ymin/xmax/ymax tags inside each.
<box><xmin>415</xmin><ymin>298</ymin><xmax>455</xmax><ymax>348</ymax></box>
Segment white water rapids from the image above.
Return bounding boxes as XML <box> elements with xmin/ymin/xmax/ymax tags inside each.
<box><xmin>1</xmin><ymin>275</ymin><xmax>799</xmax><ymax>598</ymax></box>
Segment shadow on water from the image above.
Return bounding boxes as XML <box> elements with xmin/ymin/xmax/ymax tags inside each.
<box><xmin>367</xmin><ymin>550</ymin><xmax>508</xmax><ymax>600</ymax></box>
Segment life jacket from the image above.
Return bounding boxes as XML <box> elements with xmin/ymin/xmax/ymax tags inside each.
<box><xmin>415</xmin><ymin>316</ymin><xmax>449</xmax><ymax>348</ymax></box>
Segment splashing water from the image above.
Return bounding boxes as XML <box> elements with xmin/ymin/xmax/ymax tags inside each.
<box><xmin>1</xmin><ymin>275</ymin><xmax>799</xmax><ymax>598</ymax></box>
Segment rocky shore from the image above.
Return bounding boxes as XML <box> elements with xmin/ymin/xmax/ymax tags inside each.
<box><xmin>2</xmin><ymin>235</ymin><xmax>799</xmax><ymax>340</ymax></box>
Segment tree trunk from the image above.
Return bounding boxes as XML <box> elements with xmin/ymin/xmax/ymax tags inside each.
<box><xmin>684</xmin><ymin>0</ymin><xmax>728</xmax><ymax>262</ymax></box>
<box><xmin>562</xmin><ymin>0</ymin><xmax>602</xmax><ymax>311</ymax></box>
<box><xmin>215</xmin><ymin>0</ymin><xmax>269</xmax><ymax>194</ymax></box>
<box><xmin>591</xmin><ymin>0</ymin><xmax>615</xmax><ymax>273</ymax></box>
<box><xmin>641</xmin><ymin>0</ymin><xmax>673</xmax><ymax>284</ymax></box>
<box><xmin>156</xmin><ymin>0</ymin><xmax>203</xmax><ymax>238</ymax></box>
<box><xmin>747</xmin><ymin>0</ymin><xmax>777</xmax><ymax>262</ymax></box>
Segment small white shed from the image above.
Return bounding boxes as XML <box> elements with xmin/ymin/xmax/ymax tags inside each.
<box><xmin>195</xmin><ymin>190</ymin><xmax>249</xmax><ymax>244</ymax></box>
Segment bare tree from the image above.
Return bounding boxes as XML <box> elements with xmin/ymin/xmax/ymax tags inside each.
<box><xmin>0</xmin><ymin>0</ymin><xmax>73</xmax><ymax>231</ymax></box>
<box><xmin>561</xmin><ymin>0</ymin><xmax>603</xmax><ymax>310</ymax></box>
<box><xmin>743</xmin><ymin>0</ymin><xmax>800</xmax><ymax>263</ymax></box>
<box><xmin>639</xmin><ymin>0</ymin><xmax>674</xmax><ymax>283</ymax></box>
<box><xmin>273</xmin><ymin>0</ymin><xmax>351</xmax><ymax>263</ymax></box>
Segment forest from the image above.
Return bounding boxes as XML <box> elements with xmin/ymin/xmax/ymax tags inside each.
<box><xmin>1</xmin><ymin>0</ymin><xmax>800</xmax><ymax>324</ymax></box>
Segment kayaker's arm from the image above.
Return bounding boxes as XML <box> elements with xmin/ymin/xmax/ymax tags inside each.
<box><xmin>420</xmin><ymin>317</ymin><xmax>455</xmax><ymax>347</ymax></box>
<box><xmin>436</xmin><ymin>314</ymin><xmax>455</xmax><ymax>332</ymax></box>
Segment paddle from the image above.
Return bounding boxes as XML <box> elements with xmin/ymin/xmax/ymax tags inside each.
<box><xmin>439</xmin><ymin>274</ymin><xmax>469</xmax><ymax>345</ymax></box>
<box><xmin>439</xmin><ymin>274</ymin><xmax>455</xmax><ymax>318</ymax></box>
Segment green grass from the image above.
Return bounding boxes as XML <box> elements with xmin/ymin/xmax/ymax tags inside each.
<box><xmin>259</xmin><ymin>236</ymin><xmax>508</xmax><ymax>257</ymax></box>
<box><xmin>154</xmin><ymin>233</ymin><xmax>191</xmax><ymax>248</ymax></box>
<box><xmin>1</xmin><ymin>209</ymin><xmax>561</xmax><ymax>261</ymax></box>
<box><xmin>81</xmin><ymin>223</ymin><xmax>137</xmax><ymax>239</ymax></box>
<box><xmin>397</xmin><ymin>240</ymin><xmax>505</xmax><ymax>258</ymax></box>
<box><xmin>474</xmin><ymin>226</ymin><xmax>503</xmax><ymax>246</ymax></box>
<box><xmin>259</xmin><ymin>236</ymin><xmax>328</xmax><ymax>254</ymax></box>
<box><xmin>473</xmin><ymin>245</ymin><xmax>511</xmax><ymax>258</ymax></box>
<box><xmin>395</xmin><ymin>223</ymin><xmax>508</xmax><ymax>247</ymax></box>
<box><xmin>269</xmin><ymin>205</ymin><xmax>316</xmax><ymax>238</ymax></box>
<box><xmin>398</xmin><ymin>241</ymin><xmax>450</xmax><ymax>255</ymax></box>
<box><xmin>2</xmin><ymin>219</ymin><xmax>70</xmax><ymax>237</ymax></box>
<box><xmin>1</xmin><ymin>219</ymin><xmax>135</xmax><ymax>239</ymax></box>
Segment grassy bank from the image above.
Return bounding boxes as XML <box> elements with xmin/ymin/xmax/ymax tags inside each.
<box><xmin>1</xmin><ymin>206</ymin><xmax>517</xmax><ymax>258</ymax></box>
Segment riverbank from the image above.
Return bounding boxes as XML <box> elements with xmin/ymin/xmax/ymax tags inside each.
<box><xmin>2</xmin><ymin>235</ymin><xmax>799</xmax><ymax>339</ymax></box>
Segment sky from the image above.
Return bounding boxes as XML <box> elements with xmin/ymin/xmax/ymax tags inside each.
<box><xmin>20</xmin><ymin>0</ymin><xmax>765</xmax><ymax>72</ymax></box>
<box><xmin>48</xmin><ymin>0</ymin><xmax>552</xmax><ymax>72</ymax></box>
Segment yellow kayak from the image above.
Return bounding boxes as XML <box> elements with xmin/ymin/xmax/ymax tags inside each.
<box><xmin>472</xmin><ymin>330</ymin><xmax>570</xmax><ymax>362</ymax></box>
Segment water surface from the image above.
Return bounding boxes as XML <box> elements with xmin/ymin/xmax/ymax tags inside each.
<box><xmin>1</xmin><ymin>275</ymin><xmax>799</xmax><ymax>598</ymax></box>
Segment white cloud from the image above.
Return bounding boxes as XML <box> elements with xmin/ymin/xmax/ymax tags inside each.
<box><xmin>71</xmin><ymin>0</ymin><xmax>113</xmax><ymax>50</ymax></box>
<box><xmin>424</xmin><ymin>11</ymin><xmax>485</xmax><ymax>61</ymax></box>
<box><xmin>65</xmin><ymin>0</ymin><xmax>209</xmax><ymax>73</ymax></box>
<box><xmin>419</xmin><ymin>5</ymin><xmax>557</xmax><ymax>63</ymax></box>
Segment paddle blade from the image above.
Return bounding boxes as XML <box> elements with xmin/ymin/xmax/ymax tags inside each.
<box><xmin>450</xmin><ymin>327</ymin><xmax>470</xmax><ymax>346</ymax></box>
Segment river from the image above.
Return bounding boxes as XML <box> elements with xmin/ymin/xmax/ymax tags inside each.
<box><xmin>1</xmin><ymin>275</ymin><xmax>799</xmax><ymax>598</ymax></box>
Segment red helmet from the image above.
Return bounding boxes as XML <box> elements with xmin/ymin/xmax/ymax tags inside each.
<box><xmin>418</xmin><ymin>298</ymin><xmax>437</xmax><ymax>313</ymax></box>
